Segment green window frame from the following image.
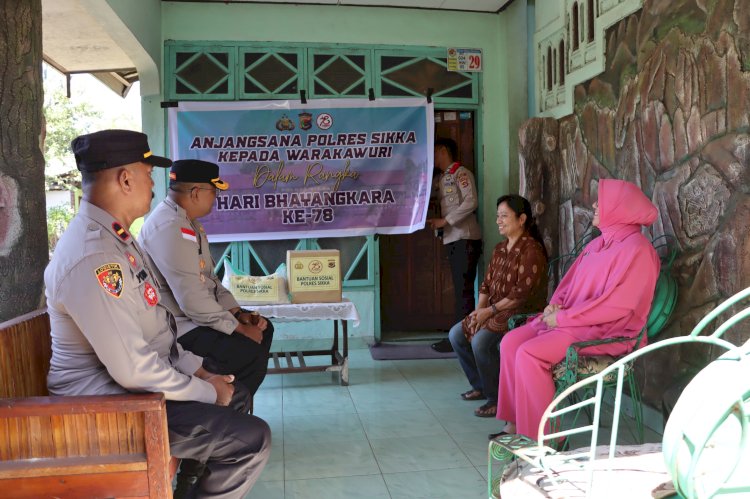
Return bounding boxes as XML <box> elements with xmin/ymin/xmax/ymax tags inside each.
<box><xmin>238</xmin><ymin>44</ymin><xmax>305</xmax><ymax>100</ymax></box>
<box><xmin>164</xmin><ymin>42</ymin><xmax>480</xmax><ymax>105</ymax></box>
<box><xmin>167</xmin><ymin>44</ymin><xmax>235</xmax><ymax>100</ymax></box>
<box><xmin>375</xmin><ymin>48</ymin><xmax>478</xmax><ymax>104</ymax></box>
<box><xmin>307</xmin><ymin>48</ymin><xmax>371</xmax><ymax>99</ymax></box>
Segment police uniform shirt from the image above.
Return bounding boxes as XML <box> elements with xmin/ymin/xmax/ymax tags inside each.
<box><xmin>45</xmin><ymin>200</ymin><xmax>215</xmax><ymax>403</ymax></box>
<box><xmin>437</xmin><ymin>162</ymin><xmax>482</xmax><ymax>244</ymax></box>
<box><xmin>139</xmin><ymin>198</ymin><xmax>239</xmax><ymax>338</ymax></box>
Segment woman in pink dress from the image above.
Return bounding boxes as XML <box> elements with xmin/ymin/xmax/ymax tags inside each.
<box><xmin>492</xmin><ymin>179</ymin><xmax>660</xmax><ymax>439</ymax></box>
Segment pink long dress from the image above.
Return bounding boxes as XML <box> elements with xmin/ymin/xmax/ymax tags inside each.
<box><xmin>495</xmin><ymin>179</ymin><xmax>660</xmax><ymax>438</ymax></box>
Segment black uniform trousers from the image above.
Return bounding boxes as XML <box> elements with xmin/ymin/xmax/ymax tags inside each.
<box><xmin>167</xmin><ymin>382</ymin><xmax>271</xmax><ymax>499</ymax></box>
<box><xmin>446</xmin><ymin>239</ymin><xmax>483</xmax><ymax>323</ymax></box>
<box><xmin>179</xmin><ymin>319</ymin><xmax>275</xmax><ymax>396</ymax></box>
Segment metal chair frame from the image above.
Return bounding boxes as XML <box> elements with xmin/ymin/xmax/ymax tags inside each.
<box><xmin>488</xmin><ymin>285</ymin><xmax>750</xmax><ymax>499</ymax></box>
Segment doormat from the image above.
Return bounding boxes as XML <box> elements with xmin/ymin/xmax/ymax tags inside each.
<box><xmin>368</xmin><ymin>342</ymin><xmax>456</xmax><ymax>361</ymax></box>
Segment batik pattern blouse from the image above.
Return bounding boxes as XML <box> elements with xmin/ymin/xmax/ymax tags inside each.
<box><xmin>462</xmin><ymin>233</ymin><xmax>548</xmax><ymax>334</ymax></box>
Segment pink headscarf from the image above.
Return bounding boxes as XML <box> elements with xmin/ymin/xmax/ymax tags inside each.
<box><xmin>597</xmin><ymin>179</ymin><xmax>658</xmax><ymax>246</ymax></box>
<box><xmin>550</xmin><ymin>179</ymin><xmax>660</xmax><ymax>342</ymax></box>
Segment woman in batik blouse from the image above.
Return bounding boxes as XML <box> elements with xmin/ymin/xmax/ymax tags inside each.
<box><xmin>449</xmin><ymin>194</ymin><xmax>548</xmax><ymax>417</ymax></box>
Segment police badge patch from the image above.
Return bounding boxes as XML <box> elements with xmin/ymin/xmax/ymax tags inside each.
<box><xmin>95</xmin><ymin>263</ymin><xmax>124</xmax><ymax>298</ymax></box>
<box><xmin>458</xmin><ymin>172</ymin><xmax>470</xmax><ymax>188</ymax></box>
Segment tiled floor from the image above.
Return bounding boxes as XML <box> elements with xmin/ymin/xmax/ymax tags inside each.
<box><xmin>245</xmin><ymin>341</ymin><xmax>661</xmax><ymax>499</ymax></box>
<box><xmin>245</xmin><ymin>344</ymin><xmax>494</xmax><ymax>499</ymax></box>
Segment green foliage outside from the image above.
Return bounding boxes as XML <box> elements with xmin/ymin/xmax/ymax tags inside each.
<box><xmin>47</xmin><ymin>204</ymin><xmax>75</xmax><ymax>252</ymax></box>
<box><xmin>42</xmin><ymin>66</ymin><xmax>142</xmax><ymax>251</ymax></box>
<box><xmin>43</xmin><ymin>84</ymin><xmax>101</xmax><ymax>190</ymax></box>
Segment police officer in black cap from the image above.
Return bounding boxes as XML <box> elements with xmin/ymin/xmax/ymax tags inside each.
<box><xmin>139</xmin><ymin>158</ymin><xmax>274</xmax><ymax>405</ymax></box>
<box><xmin>45</xmin><ymin>130</ymin><xmax>271</xmax><ymax>499</ymax></box>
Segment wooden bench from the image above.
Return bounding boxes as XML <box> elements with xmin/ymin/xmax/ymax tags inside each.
<box><xmin>0</xmin><ymin>309</ymin><xmax>175</xmax><ymax>499</ymax></box>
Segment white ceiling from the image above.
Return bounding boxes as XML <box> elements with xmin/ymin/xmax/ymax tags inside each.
<box><xmin>42</xmin><ymin>0</ymin><xmax>515</xmax><ymax>97</ymax></box>
<box><xmin>42</xmin><ymin>0</ymin><xmax>140</xmax><ymax>96</ymax></box>
<box><xmin>193</xmin><ymin>0</ymin><xmax>515</xmax><ymax>13</ymax></box>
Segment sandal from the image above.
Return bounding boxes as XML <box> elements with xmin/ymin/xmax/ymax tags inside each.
<box><xmin>460</xmin><ymin>389</ymin><xmax>486</xmax><ymax>401</ymax></box>
<box><xmin>488</xmin><ymin>430</ymin><xmax>508</xmax><ymax>440</ymax></box>
<box><xmin>474</xmin><ymin>402</ymin><xmax>497</xmax><ymax>418</ymax></box>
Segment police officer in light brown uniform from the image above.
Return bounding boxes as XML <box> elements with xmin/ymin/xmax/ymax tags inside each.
<box><xmin>139</xmin><ymin>159</ymin><xmax>273</xmax><ymax>400</ymax></box>
<box><xmin>45</xmin><ymin>130</ymin><xmax>270</xmax><ymax>499</ymax></box>
<box><xmin>427</xmin><ymin>137</ymin><xmax>483</xmax><ymax>352</ymax></box>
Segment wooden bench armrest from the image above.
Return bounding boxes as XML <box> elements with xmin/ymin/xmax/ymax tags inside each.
<box><xmin>0</xmin><ymin>392</ymin><xmax>165</xmax><ymax>417</ymax></box>
<box><xmin>0</xmin><ymin>392</ymin><xmax>172</xmax><ymax>498</ymax></box>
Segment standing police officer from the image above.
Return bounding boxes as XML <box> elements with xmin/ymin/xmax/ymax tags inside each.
<box><xmin>45</xmin><ymin>130</ymin><xmax>270</xmax><ymax>499</ymax></box>
<box><xmin>139</xmin><ymin>159</ymin><xmax>274</xmax><ymax>402</ymax></box>
<box><xmin>427</xmin><ymin>137</ymin><xmax>483</xmax><ymax>353</ymax></box>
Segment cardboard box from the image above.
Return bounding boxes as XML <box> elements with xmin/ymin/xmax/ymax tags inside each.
<box><xmin>229</xmin><ymin>273</ymin><xmax>288</xmax><ymax>305</ymax></box>
<box><xmin>286</xmin><ymin>250</ymin><xmax>342</xmax><ymax>303</ymax></box>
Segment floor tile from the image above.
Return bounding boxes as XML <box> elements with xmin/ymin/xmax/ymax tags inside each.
<box><xmin>285</xmin><ymin>475</ymin><xmax>390</xmax><ymax>499</ymax></box>
<box><xmin>283</xmin><ymin>439</ymin><xmax>380</xmax><ymax>480</ymax></box>
<box><xmin>369</xmin><ymin>434</ymin><xmax>472</xmax><ymax>473</ymax></box>
<box><xmin>254</xmin><ymin>387</ymin><xmax>283</xmax><ymax>420</ymax></box>
<box><xmin>451</xmin><ymin>430</ymin><xmax>494</xmax><ymax>468</ymax></box>
<box><xmin>244</xmin><ymin>479</ymin><xmax>284</xmax><ymax>498</ymax></box>
<box><xmin>283</xmin><ymin>370</ymin><xmax>345</xmax><ymax>388</ymax></box>
<box><xmin>432</xmin><ymin>406</ymin><xmax>505</xmax><ymax>436</ymax></box>
<box><xmin>411</xmin><ymin>380</ymin><xmax>478</xmax><ymax>410</ymax></box>
<box><xmin>283</xmin><ymin>385</ymin><xmax>356</xmax><ymax>416</ymax></box>
<box><xmin>383</xmin><ymin>467</ymin><xmax>486</xmax><ymax>499</ymax></box>
<box><xmin>239</xmin><ymin>347</ymin><xmax>663</xmax><ymax>498</ymax></box>
<box><xmin>258</xmin><ymin>427</ymin><xmax>284</xmax><ymax>482</ymax></box>
<box><xmin>349</xmin><ymin>384</ymin><xmax>428</xmax><ymax>413</ymax></box>
<box><xmin>283</xmin><ymin>412</ymin><xmax>367</xmax><ymax>444</ymax></box>
<box><xmin>260</xmin><ymin>373</ymin><xmax>284</xmax><ymax>389</ymax></box>
<box><xmin>359</xmin><ymin>409</ymin><xmax>447</xmax><ymax>440</ymax></box>
<box><xmin>347</xmin><ymin>365</ymin><xmax>407</xmax><ymax>385</ymax></box>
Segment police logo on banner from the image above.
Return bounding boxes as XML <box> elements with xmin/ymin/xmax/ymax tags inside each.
<box><xmin>95</xmin><ymin>263</ymin><xmax>124</xmax><ymax>298</ymax></box>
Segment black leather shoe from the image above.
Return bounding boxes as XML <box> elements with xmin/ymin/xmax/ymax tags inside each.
<box><xmin>173</xmin><ymin>459</ymin><xmax>207</xmax><ymax>499</ymax></box>
<box><xmin>431</xmin><ymin>338</ymin><xmax>453</xmax><ymax>353</ymax></box>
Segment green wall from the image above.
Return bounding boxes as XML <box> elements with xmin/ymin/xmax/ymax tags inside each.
<box><xmin>154</xmin><ymin>1</ymin><xmax>525</xmax><ymax>250</ymax></box>
<box><xmin>116</xmin><ymin>2</ymin><xmax>531</xmax><ymax>336</ymax></box>
<box><xmin>105</xmin><ymin>0</ymin><xmax>162</xmax><ymax>74</ymax></box>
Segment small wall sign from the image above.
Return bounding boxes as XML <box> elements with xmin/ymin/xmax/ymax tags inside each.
<box><xmin>447</xmin><ymin>47</ymin><xmax>483</xmax><ymax>72</ymax></box>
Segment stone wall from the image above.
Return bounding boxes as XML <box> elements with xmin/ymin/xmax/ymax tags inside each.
<box><xmin>520</xmin><ymin>0</ymin><xmax>750</xmax><ymax>406</ymax></box>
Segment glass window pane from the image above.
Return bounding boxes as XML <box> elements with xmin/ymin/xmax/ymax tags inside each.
<box><xmin>248</xmin><ymin>55</ymin><xmax>296</xmax><ymax>92</ymax></box>
<box><xmin>316</xmin><ymin>57</ymin><xmax>363</xmax><ymax>94</ymax></box>
<box><xmin>385</xmin><ymin>58</ymin><xmax>469</xmax><ymax>95</ymax></box>
<box><xmin>176</xmin><ymin>52</ymin><xmax>193</xmax><ymax>67</ymax></box>
<box><xmin>381</xmin><ymin>80</ymin><xmax>412</xmax><ymax>96</ymax></box>
<box><xmin>381</xmin><ymin>55</ymin><xmax>411</xmax><ymax>71</ymax></box>
<box><xmin>176</xmin><ymin>80</ymin><xmax>195</xmax><ymax>95</ymax></box>
<box><xmin>346</xmin><ymin>81</ymin><xmax>366</xmax><ymax>96</ymax></box>
<box><xmin>280</xmin><ymin>53</ymin><xmax>298</xmax><ymax>67</ymax></box>
<box><xmin>250</xmin><ymin>239</ymin><xmax>301</xmax><ymax>275</ymax></box>
<box><xmin>245</xmin><ymin>52</ymin><xmax>263</xmax><ymax>67</ymax></box>
<box><xmin>317</xmin><ymin>236</ymin><xmax>368</xmax><ymax>280</ymax></box>
<box><xmin>176</xmin><ymin>53</ymin><xmax>229</xmax><ymax>93</ymax></box>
